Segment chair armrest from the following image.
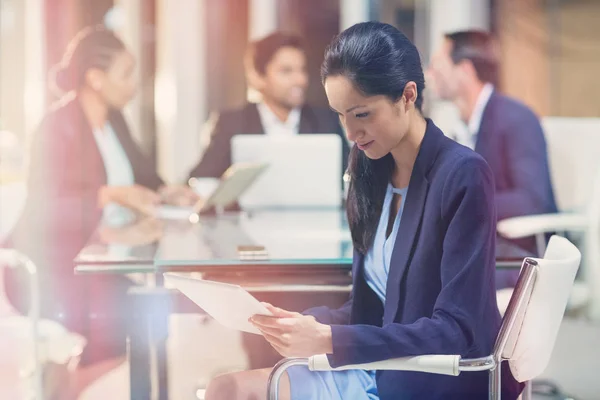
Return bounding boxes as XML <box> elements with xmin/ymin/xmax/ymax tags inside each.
<box><xmin>497</xmin><ymin>213</ymin><xmax>587</xmax><ymax>239</ymax></box>
<box><xmin>309</xmin><ymin>354</ymin><xmax>461</xmax><ymax>376</ymax></box>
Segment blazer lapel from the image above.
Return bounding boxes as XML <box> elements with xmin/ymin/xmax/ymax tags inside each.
<box><xmin>383</xmin><ymin>166</ymin><xmax>429</xmax><ymax>324</ymax></box>
<box><xmin>383</xmin><ymin>120</ymin><xmax>445</xmax><ymax>324</ymax></box>
<box><xmin>244</xmin><ymin>103</ymin><xmax>266</xmax><ymax>134</ymax></box>
<box><xmin>299</xmin><ymin>105</ymin><xmax>316</xmax><ymax>133</ymax></box>
<box><xmin>71</xmin><ymin>99</ymin><xmax>107</xmax><ymax>186</ymax></box>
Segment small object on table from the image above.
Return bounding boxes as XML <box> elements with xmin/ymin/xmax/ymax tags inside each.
<box><xmin>237</xmin><ymin>245</ymin><xmax>269</xmax><ymax>261</ymax></box>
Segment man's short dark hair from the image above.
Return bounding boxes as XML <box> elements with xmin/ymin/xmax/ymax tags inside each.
<box><xmin>445</xmin><ymin>30</ymin><xmax>498</xmax><ymax>85</ymax></box>
<box><xmin>252</xmin><ymin>32</ymin><xmax>305</xmax><ymax>75</ymax></box>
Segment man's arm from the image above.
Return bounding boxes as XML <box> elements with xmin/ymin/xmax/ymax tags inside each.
<box><xmin>496</xmin><ymin>113</ymin><xmax>556</xmax><ymax>220</ymax></box>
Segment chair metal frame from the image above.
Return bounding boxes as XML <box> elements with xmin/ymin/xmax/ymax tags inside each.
<box><xmin>267</xmin><ymin>258</ymin><xmax>540</xmax><ymax>400</ymax></box>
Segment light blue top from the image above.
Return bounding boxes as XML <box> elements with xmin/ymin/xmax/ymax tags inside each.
<box><xmin>92</xmin><ymin>122</ymin><xmax>136</xmax><ymax>227</ymax></box>
<box><xmin>363</xmin><ymin>183</ymin><xmax>409</xmax><ymax>303</ymax></box>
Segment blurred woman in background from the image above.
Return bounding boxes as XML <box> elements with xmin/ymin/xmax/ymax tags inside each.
<box><xmin>3</xmin><ymin>25</ymin><xmax>196</xmax><ymax>397</ymax></box>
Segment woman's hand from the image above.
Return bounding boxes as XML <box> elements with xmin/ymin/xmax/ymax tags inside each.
<box><xmin>99</xmin><ymin>184</ymin><xmax>160</xmax><ymax>216</ymax></box>
<box><xmin>159</xmin><ymin>184</ymin><xmax>200</xmax><ymax>207</ymax></box>
<box><xmin>250</xmin><ymin>303</ymin><xmax>333</xmax><ymax>358</ymax></box>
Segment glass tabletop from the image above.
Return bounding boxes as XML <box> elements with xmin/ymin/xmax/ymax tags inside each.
<box><xmin>75</xmin><ymin>209</ymin><xmax>353</xmax><ymax>273</ymax></box>
<box><xmin>155</xmin><ymin>209</ymin><xmax>353</xmax><ymax>266</ymax></box>
<box><xmin>74</xmin><ymin>209</ymin><xmax>534</xmax><ymax>274</ymax></box>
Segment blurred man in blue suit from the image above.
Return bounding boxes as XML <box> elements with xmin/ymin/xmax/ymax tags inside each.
<box><xmin>428</xmin><ymin>30</ymin><xmax>557</xmax><ymax>260</ymax></box>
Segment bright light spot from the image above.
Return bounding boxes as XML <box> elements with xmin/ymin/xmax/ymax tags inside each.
<box><xmin>104</xmin><ymin>6</ymin><xmax>125</xmax><ymax>31</ymax></box>
<box><xmin>154</xmin><ymin>72</ymin><xmax>177</xmax><ymax>124</ymax></box>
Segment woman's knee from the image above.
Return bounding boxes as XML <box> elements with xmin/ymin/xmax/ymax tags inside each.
<box><xmin>206</xmin><ymin>371</ymin><xmax>259</xmax><ymax>400</ymax></box>
<box><xmin>205</xmin><ymin>373</ymin><xmax>239</xmax><ymax>400</ymax></box>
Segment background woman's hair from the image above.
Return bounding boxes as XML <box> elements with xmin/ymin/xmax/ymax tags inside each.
<box><xmin>50</xmin><ymin>25</ymin><xmax>126</xmax><ymax>95</ymax></box>
<box><xmin>321</xmin><ymin>21</ymin><xmax>425</xmax><ymax>254</ymax></box>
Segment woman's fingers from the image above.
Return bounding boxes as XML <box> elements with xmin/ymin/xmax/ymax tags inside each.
<box><xmin>263</xmin><ymin>303</ymin><xmax>300</xmax><ymax>318</ymax></box>
<box><xmin>260</xmin><ymin>330</ymin><xmax>287</xmax><ymax>349</ymax></box>
<box><xmin>251</xmin><ymin>315</ymin><xmax>297</xmax><ymax>332</ymax></box>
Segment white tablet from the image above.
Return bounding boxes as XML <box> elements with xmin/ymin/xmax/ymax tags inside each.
<box><xmin>163</xmin><ymin>272</ymin><xmax>272</xmax><ymax>334</ymax></box>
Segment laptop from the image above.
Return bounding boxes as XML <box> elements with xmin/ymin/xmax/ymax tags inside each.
<box><xmin>231</xmin><ymin>134</ymin><xmax>342</xmax><ymax>208</ymax></box>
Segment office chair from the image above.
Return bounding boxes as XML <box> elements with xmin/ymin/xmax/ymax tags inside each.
<box><xmin>0</xmin><ymin>249</ymin><xmax>85</xmax><ymax>399</ymax></box>
<box><xmin>498</xmin><ymin>117</ymin><xmax>600</xmax><ymax>320</ymax></box>
<box><xmin>267</xmin><ymin>235</ymin><xmax>581</xmax><ymax>400</ymax></box>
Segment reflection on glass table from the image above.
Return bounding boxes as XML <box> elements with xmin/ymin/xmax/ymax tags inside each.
<box><xmin>76</xmin><ymin>217</ymin><xmax>163</xmax><ymax>265</ymax></box>
<box><xmin>156</xmin><ymin>209</ymin><xmax>352</xmax><ymax>267</ymax></box>
<box><xmin>75</xmin><ymin>209</ymin><xmax>534</xmax><ymax>275</ymax></box>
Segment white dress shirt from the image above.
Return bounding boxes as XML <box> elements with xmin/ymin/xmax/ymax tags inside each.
<box><xmin>256</xmin><ymin>102</ymin><xmax>301</xmax><ymax>136</ymax></box>
<box><xmin>456</xmin><ymin>83</ymin><xmax>494</xmax><ymax>150</ymax></box>
<box><xmin>92</xmin><ymin>122</ymin><xmax>136</xmax><ymax>226</ymax></box>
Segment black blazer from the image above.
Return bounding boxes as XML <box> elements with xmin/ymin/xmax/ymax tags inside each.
<box><xmin>188</xmin><ymin>103</ymin><xmax>349</xmax><ymax>179</ymax></box>
<box><xmin>4</xmin><ymin>95</ymin><xmax>163</xmax><ymax>284</ymax></box>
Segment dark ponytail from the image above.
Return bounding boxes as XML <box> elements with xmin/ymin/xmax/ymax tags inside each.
<box><xmin>50</xmin><ymin>25</ymin><xmax>126</xmax><ymax>96</ymax></box>
<box><xmin>322</xmin><ymin>21</ymin><xmax>425</xmax><ymax>254</ymax></box>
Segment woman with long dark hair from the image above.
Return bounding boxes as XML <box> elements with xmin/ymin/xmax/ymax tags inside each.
<box><xmin>204</xmin><ymin>22</ymin><xmax>522</xmax><ymax>399</ymax></box>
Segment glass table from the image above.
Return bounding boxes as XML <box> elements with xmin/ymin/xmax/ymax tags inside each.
<box><xmin>74</xmin><ymin>209</ymin><xmax>533</xmax><ymax>399</ymax></box>
<box><xmin>76</xmin><ymin>209</ymin><xmax>529</xmax><ymax>272</ymax></box>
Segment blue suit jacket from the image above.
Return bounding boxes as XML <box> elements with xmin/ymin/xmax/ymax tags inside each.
<box><xmin>305</xmin><ymin>120</ymin><xmax>523</xmax><ymax>399</ymax></box>
<box><xmin>475</xmin><ymin>91</ymin><xmax>557</xmax><ymax>223</ymax></box>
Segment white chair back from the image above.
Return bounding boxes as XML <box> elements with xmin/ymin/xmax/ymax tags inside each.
<box><xmin>542</xmin><ymin>117</ymin><xmax>600</xmax><ymax>320</ymax></box>
<box><xmin>500</xmin><ymin>236</ymin><xmax>580</xmax><ymax>382</ymax></box>
<box><xmin>541</xmin><ymin>117</ymin><xmax>600</xmax><ymax>214</ymax></box>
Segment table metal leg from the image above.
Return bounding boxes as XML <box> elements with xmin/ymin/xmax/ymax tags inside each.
<box><xmin>128</xmin><ymin>289</ymin><xmax>151</xmax><ymax>399</ymax></box>
<box><xmin>128</xmin><ymin>287</ymin><xmax>172</xmax><ymax>400</ymax></box>
<box><xmin>153</xmin><ymin>293</ymin><xmax>170</xmax><ymax>400</ymax></box>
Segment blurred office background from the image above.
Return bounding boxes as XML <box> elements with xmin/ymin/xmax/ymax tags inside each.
<box><xmin>3</xmin><ymin>0</ymin><xmax>599</xmax><ymax>183</ymax></box>
<box><xmin>2</xmin><ymin>0</ymin><xmax>600</xmax><ymax>399</ymax></box>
